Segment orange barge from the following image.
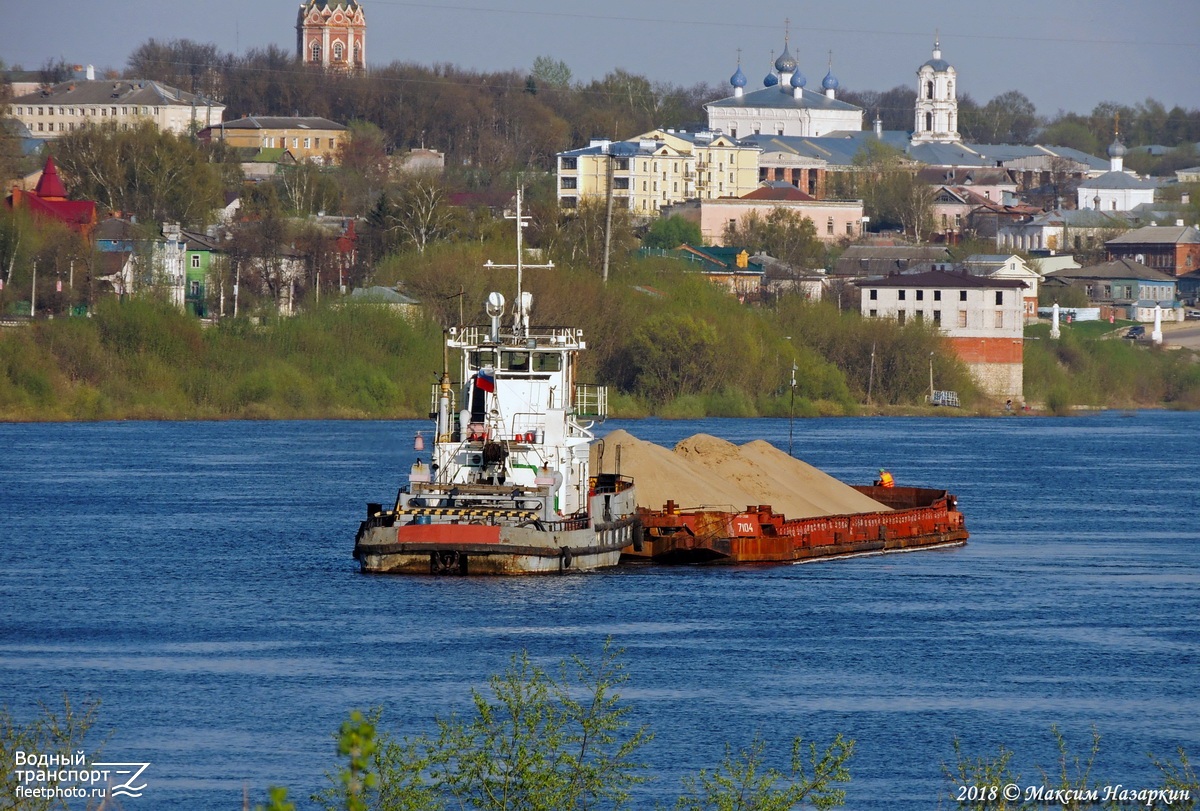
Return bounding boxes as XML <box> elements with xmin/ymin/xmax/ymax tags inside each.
<box><xmin>624</xmin><ymin>485</ymin><xmax>967</xmax><ymax>565</ymax></box>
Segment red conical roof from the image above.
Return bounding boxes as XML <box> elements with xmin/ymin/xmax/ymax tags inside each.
<box><xmin>34</xmin><ymin>156</ymin><xmax>67</xmax><ymax>199</ymax></box>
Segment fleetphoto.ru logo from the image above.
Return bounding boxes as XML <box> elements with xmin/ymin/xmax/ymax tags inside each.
<box><xmin>12</xmin><ymin>750</ymin><xmax>151</xmax><ymax>801</ymax></box>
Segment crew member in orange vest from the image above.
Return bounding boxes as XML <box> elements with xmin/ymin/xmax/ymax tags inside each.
<box><xmin>877</xmin><ymin>468</ymin><xmax>895</xmax><ymax>488</ymax></box>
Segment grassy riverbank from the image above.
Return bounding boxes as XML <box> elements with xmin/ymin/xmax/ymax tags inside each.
<box><xmin>2</xmin><ymin>270</ymin><xmax>1198</xmax><ymax>421</ymax></box>
<box><xmin>0</xmin><ymin>300</ymin><xmax>441</xmax><ymax>421</ymax></box>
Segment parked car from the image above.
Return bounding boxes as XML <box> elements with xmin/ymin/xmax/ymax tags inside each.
<box><xmin>1124</xmin><ymin>325</ymin><xmax>1145</xmax><ymax>339</ymax></box>
<box><xmin>1186</xmin><ymin>309</ymin><xmax>1200</xmax><ymax>320</ymax></box>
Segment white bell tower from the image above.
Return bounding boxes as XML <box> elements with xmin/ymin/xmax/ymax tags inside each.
<box><xmin>912</xmin><ymin>34</ymin><xmax>960</xmax><ymax>144</ymax></box>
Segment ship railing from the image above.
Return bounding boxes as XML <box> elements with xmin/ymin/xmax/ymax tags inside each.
<box><xmin>590</xmin><ymin>473</ymin><xmax>633</xmax><ymax>494</ymax></box>
<box><xmin>404</xmin><ymin>481</ymin><xmax>549</xmax><ymax>512</ymax></box>
<box><xmin>509</xmin><ymin>412</ymin><xmax>545</xmax><ymax>442</ymax></box>
<box><xmin>428</xmin><ymin>384</ymin><xmax>458</xmax><ymax>428</ymax></box>
<box><xmin>451</xmin><ymin>325</ymin><xmax>583</xmax><ymax>348</ymax></box>
<box><xmin>574</xmin><ymin>384</ymin><xmax>608</xmax><ymax>419</ymax></box>
<box><xmin>541</xmin><ymin>515</ymin><xmax>590</xmax><ymax>532</ymax></box>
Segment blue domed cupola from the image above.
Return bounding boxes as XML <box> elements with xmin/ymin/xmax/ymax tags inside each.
<box><xmin>730</xmin><ymin>60</ymin><xmax>747</xmax><ymax>98</ymax></box>
<box><xmin>822</xmin><ymin>52</ymin><xmax>839</xmax><ymax>99</ymax></box>
<box><xmin>763</xmin><ymin>50</ymin><xmax>779</xmax><ymax>87</ymax></box>
<box><xmin>789</xmin><ymin>67</ymin><xmax>806</xmax><ymax>98</ymax></box>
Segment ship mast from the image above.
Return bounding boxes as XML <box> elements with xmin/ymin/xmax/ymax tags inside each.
<box><xmin>483</xmin><ymin>187</ymin><xmax>554</xmax><ymax>336</ymax></box>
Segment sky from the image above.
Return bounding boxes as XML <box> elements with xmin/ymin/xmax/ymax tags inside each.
<box><xmin>3</xmin><ymin>0</ymin><xmax>1199</xmax><ymax>118</ymax></box>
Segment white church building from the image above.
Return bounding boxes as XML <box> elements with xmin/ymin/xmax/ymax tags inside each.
<box><xmin>1076</xmin><ymin>135</ymin><xmax>1158</xmax><ymax>212</ymax></box>
<box><xmin>705</xmin><ymin>32</ymin><xmax>965</xmax><ymax>145</ymax></box>
<box><xmin>705</xmin><ymin>32</ymin><xmax>863</xmax><ymax>138</ymax></box>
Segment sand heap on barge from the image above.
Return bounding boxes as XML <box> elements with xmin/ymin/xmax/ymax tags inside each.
<box><xmin>596</xmin><ymin>431</ymin><xmax>967</xmax><ymax>564</ymax></box>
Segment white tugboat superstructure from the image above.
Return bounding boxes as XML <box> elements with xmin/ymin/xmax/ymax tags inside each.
<box><xmin>354</xmin><ymin>191</ymin><xmax>638</xmax><ymax>575</ymax></box>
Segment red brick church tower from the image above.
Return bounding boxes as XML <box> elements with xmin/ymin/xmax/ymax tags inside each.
<box><xmin>297</xmin><ymin>0</ymin><xmax>366</xmax><ymax>72</ymax></box>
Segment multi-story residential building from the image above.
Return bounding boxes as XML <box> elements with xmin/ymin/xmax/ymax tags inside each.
<box><xmin>179</xmin><ymin>229</ymin><xmax>225</xmax><ymax>317</ymax></box>
<box><xmin>1105</xmin><ymin>224</ymin><xmax>1200</xmax><ymax>277</ymax></box>
<box><xmin>199</xmin><ymin>116</ymin><xmax>348</xmax><ymax>165</ymax></box>
<box><xmin>556</xmin><ymin>130</ymin><xmax>759</xmax><ymax>215</ymax></box>
<box><xmin>6</xmin><ymin>76</ymin><xmax>224</xmax><ymax>139</ymax></box>
<box><xmin>859</xmin><ymin>269</ymin><xmax>1027</xmax><ymax>400</ymax></box>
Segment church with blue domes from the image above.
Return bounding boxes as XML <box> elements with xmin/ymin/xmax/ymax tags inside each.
<box><xmin>705</xmin><ymin>28</ymin><xmax>863</xmax><ymax>139</ymax></box>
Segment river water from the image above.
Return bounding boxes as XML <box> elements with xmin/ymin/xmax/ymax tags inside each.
<box><xmin>1</xmin><ymin>413</ymin><xmax>1197</xmax><ymax>809</ymax></box>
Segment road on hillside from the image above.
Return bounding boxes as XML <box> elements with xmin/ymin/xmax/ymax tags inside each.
<box><xmin>1158</xmin><ymin>322</ymin><xmax>1200</xmax><ymax>349</ymax></box>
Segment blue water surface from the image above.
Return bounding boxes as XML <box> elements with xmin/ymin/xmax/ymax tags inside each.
<box><xmin>1</xmin><ymin>413</ymin><xmax>1197</xmax><ymax>809</ymax></box>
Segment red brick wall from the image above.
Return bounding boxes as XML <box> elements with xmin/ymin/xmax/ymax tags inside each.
<box><xmin>946</xmin><ymin>337</ymin><xmax>1024</xmax><ymax>364</ymax></box>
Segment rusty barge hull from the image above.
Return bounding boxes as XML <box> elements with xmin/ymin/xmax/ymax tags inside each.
<box><xmin>625</xmin><ymin>485</ymin><xmax>967</xmax><ymax>565</ymax></box>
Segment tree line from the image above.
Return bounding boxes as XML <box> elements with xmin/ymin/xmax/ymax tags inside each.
<box><xmin>113</xmin><ymin>39</ymin><xmax>1200</xmax><ymax>176</ymax></box>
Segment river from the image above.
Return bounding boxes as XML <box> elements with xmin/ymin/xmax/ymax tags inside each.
<box><xmin>1</xmin><ymin>413</ymin><xmax>1197</xmax><ymax>809</ymax></box>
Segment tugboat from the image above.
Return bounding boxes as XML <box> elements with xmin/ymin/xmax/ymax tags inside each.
<box><xmin>353</xmin><ymin>193</ymin><xmax>638</xmax><ymax>575</ymax></box>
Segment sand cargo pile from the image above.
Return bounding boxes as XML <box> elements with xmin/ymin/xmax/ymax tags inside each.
<box><xmin>594</xmin><ymin>430</ymin><xmax>967</xmax><ymax>565</ymax></box>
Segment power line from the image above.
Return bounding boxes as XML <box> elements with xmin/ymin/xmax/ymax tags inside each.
<box><xmin>363</xmin><ymin>1</ymin><xmax>1190</xmax><ymax>50</ymax></box>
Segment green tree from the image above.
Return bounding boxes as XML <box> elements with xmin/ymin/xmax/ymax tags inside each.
<box><xmin>1039</xmin><ymin>116</ymin><xmax>1102</xmax><ymax>155</ymax></box>
<box><xmin>943</xmin><ymin>737</ymin><xmax>1022</xmax><ymax>811</ymax></box>
<box><xmin>965</xmin><ymin>90</ymin><xmax>1038</xmax><ymax>144</ymax></box>
<box><xmin>645</xmin><ymin>215</ymin><xmax>703</xmax><ymax>249</ymax></box>
<box><xmin>556</xmin><ymin>197</ymin><xmax>638</xmax><ymax>274</ymax></box>
<box><xmin>374</xmin><ymin>172</ymin><xmax>455</xmax><ymax>255</ymax></box>
<box><xmin>337</xmin><ymin>120</ymin><xmax>392</xmax><ymax>216</ymax></box>
<box><xmin>1038</xmin><ymin>282</ymin><xmax>1089</xmax><ymax>309</ymax></box>
<box><xmin>531</xmin><ymin>56</ymin><xmax>573</xmax><ymax>90</ymax></box>
<box><xmin>723</xmin><ymin>208</ymin><xmax>825</xmax><ymax>269</ymax></box>
<box><xmin>51</xmin><ymin>122</ymin><xmax>226</xmax><ymax>226</ymax></box>
<box><xmin>1</xmin><ymin>695</ymin><xmax>106</xmax><ymax>811</ymax></box>
<box><xmin>317</xmin><ymin>642</ymin><xmax>653</xmax><ymax>811</ymax></box>
<box><xmin>626</xmin><ymin>313</ymin><xmax>720</xmax><ymax>402</ymax></box>
<box><xmin>126</xmin><ymin>38</ymin><xmax>228</xmax><ymax>98</ymax></box>
<box><xmin>676</xmin><ymin>734</ymin><xmax>855</xmax><ymax>811</ymax></box>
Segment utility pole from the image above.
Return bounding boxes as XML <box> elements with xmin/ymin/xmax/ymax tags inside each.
<box><xmin>786</xmin><ymin>336</ymin><xmax>796</xmax><ymax>457</ymax></box>
<box><xmin>602</xmin><ymin>149</ymin><xmax>614</xmax><ymax>284</ymax></box>
<box><xmin>867</xmin><ymin>341</ymin><xmax>876</xmax><ymax>405</ymax></box>
<box><xmin>789</xmin><ymin>361</ymin><xmax>797</xmax><ymax>457</ymax></box>
<box><xmin>30</xmin><ymin>261</ymin><xmax>36</xmax><ymax>318</ymax></box>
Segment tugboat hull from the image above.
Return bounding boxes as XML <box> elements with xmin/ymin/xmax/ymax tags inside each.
<box><xmin>354</xmin><ymin>487</ymin><xmax>640</xmax><ymax>575</ymax></box>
